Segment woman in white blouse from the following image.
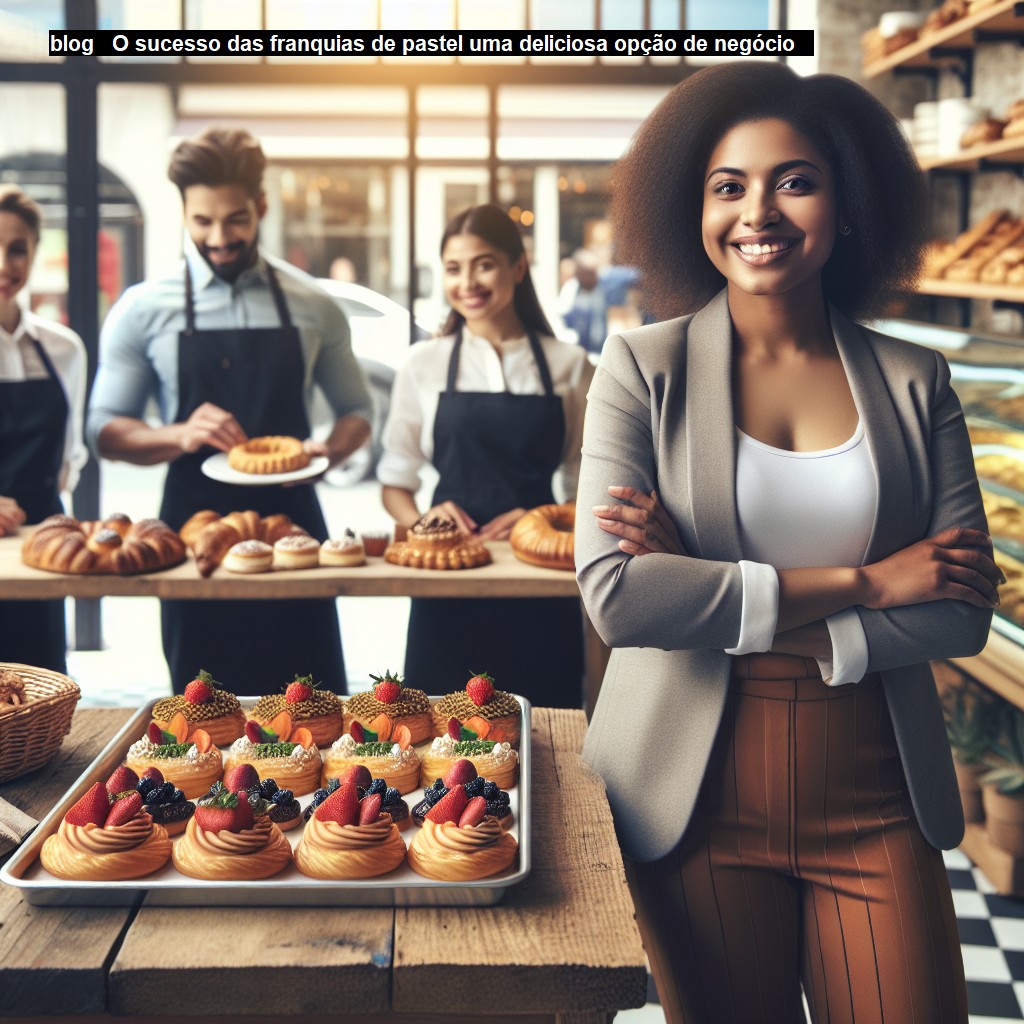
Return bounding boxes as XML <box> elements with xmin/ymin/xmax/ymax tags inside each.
<box><xmin>0</xmin><ymin>184</ymin><xmax>87</xmax><ymax>672</ymax></box>
<box><xmin>378</xmin><ymin>204</ymin><xmax>594</xmax><ymax>706</ymax></box>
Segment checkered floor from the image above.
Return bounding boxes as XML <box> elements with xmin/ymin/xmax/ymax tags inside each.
<box><xmin>616</xmin><ymin>848</ymin><xmax>1024</xmax><ymax>1023</ymax></box>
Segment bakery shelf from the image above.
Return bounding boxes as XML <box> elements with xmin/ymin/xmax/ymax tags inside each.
<box><xmin>0</xmin><ymin>535</ymin><xmax>579</xmax><ymax>600</ymax></box>
<box><xmin>862</xmin><ymin>0</ymin><xmax>1024</xmax><ymax>78</ymax></box>
<box><xmin>918</xmin><ymin>279</ymin><xmax>1024</xmax><ymax>302</ymax></box>
<box><xmin>918</xmin><ymin>134</ymin><xmax>1024</xmax><ymax>172</ymax></box>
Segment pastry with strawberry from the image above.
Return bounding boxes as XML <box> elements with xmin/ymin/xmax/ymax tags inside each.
<box><xmin>222</xmin><ymin>711</ymin><xmax>322</xmax><ymax>796</ymax></box>
<box><xmin>420</xmin><ymin>717</ymin><xmax>519</xmax><ymax>791</ymax></box>
<box><xmin>215</xmin><ymin>764</ymin><xmax>303</xmax><ymax>832</ymax></box>
<box><xmin>321</xmin><ymin>719</ymin><xmax>421</xmax><ymax>795</ymax></box>
<box><xmin>247</xmin><ymin>673</ymin><xmax>344</xmax><ymax>747</ymax></box>
<box><xmin>171</xmin><ymin>784</ymin><xmax>292</xmax><ymax>881</ymax></box>
<box><xmin>150</xmin><ymin>669</ymin><xmax>246</xmax><ymax>746</ymax></box>
<box><xmin>407</xmin><ymin>784</ymin><xmax>517</xmax><ymax>881</ymax></box>
<box><xmin>118</xmin><ymin>765</ymin><xmax>197</xmax><ymax>836</ymax></box>
<box><xmin>294</xmin><ymin>781</ymin><xmax>406</xmax><ymax>879</ymax></box>
<box><xmin>343</xmin><ymin>670</ymin><xmax>433</xmax><ymax>746</ymax></box>
<box><xmin>430</xmin><ymin>671</ymin><xmax>522</xmax><ymax>747</ymax></box>
<box><xmin>40</xmin><ymin>782</ymin><xmax>172</xmax><ymax>881</ymax></box>
<box><xmin>413</xmin><ymin>761</ymin><xmax>513</xmax><ymax>830</ymax></box>
<box><xmin>124</xmin><ymin>716</ymin><xmax>223</xmax><ymax>799</ymax></box>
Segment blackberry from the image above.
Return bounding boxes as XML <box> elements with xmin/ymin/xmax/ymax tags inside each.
<box><xmin>258</xmin><ymin>779</ymin><xmax>278</xmax><ymax>798</ymax></box>
<box><xmin>368</xmin><ymin>778</ymin><xmax>387</xmax><ymax>796</ymax></box>
<box><xmin>431</xmin><ymin>778</ymin><xmax>446</xmax><ymax>791</ymax></box>
<box><xmin>326</xmin><ymin>778</ymin><xmax>340</xmax><ymax>794</ymax></box>
<box><xmin>486</xmin><ymin>799</ymin><xmax>510</xmax><ymax>819</ymax></box>
<box><xmin>171</xmin><ymin>788</ymin><xmax>185</xmax><ymax>803</ymax></box>
<box><xmin>268</xmin><ymin>801</ymin><xmax>299</xmax><ymax>823</ymax></box>
<box><xmin>151</xmin><ymin>800</ymin><xmax>194</xmax><ymax>824</ymax></box>
<box><xmin>464</xmin><ymin>777</ymin><xmax>485</xmax><ymax>797</ymax></box>
<box><xmin>311</xmin><ymin>787</ymin><xmax>329</xmax><ymax>805</ymax></box>
<box><xmin>482</xmin><ymin>781</ymin><xmax>499</xmax><ymax>799</ymax></box>
<box><xmin>137</xmin><ymin>777</ymin><xmax>155</xmax><ymax>797</ymax></box>
<box><xmin>496</xmin><ymin>791</ymin><xmax>510</xmax><ymax>806</ymax></box>
<box><xmin>272</xmin><ymin>789</ymin><xmax>294</xmax><ymax>804</ymax></box>
<box><xmin>158</xmin><ymin>781</ymin><xmax>176</xmax><ymax>799</ymax></box>
<box><xmin>144</xmin><ymin>788</ymin><xmax>164</xmax><ymax>805</ymax></box>
<box><xmin>423</xmin><ymin>785</ymin><xmax>447</xmax><ymax>807</ymax></box>
<box><xmin>383</xmin><ymin>787</ymin><xmax>401</xmax><ymax>805</ymax></box>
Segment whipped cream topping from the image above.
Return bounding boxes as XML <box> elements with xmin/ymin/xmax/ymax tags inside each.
<box><xmin>329</xmin><ymin>735</ymin><xmax>417</xmax><ymax>764</ymax></box>
<box><xmin>304</xmin><ymin>813</ymin><xmax>395</xmax><ymax>850</ymax></box>
<box><xmin>227</xmin><ymin>736</ymin><xmax>321</xmax><ymax>766</ymax></box>
<box><xmin>191</xmin><ymin>816</ymin><xmax>274</xmax><ymax>856</ymax></box>
<box><xmin>415</xmin><ymin>817</ymin><xmax>504</xmax><ymax>854</ymax></box>
<box><xmin>428</xmin><ymin>735</ymin><xmax>517</xmax><ymax>765</ymax></box>
<box><xmin>127</xmin><ymin>736</ymin><xmax>219</xmax><ymax>767</ymax></box>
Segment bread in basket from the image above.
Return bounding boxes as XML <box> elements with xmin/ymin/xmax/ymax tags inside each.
<box><xmin>0</xmin><ymin>663</ymin><xmax>80</xmax><ymax>784</ymax></box>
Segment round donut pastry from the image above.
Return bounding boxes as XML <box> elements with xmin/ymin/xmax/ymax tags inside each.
<box><xmin>272</xmin><ymin>533</ymin><xmax>321</xmax><ymax>570</ymax></box>
<box><xmin>223</xmin><ymin>539</ymin><xmax>273</xmax><ymax>574</ymax></box>
<box><xmin>124</xmin><ymin>735</ymin><xmax>223</xmax><ymax>801</ymax></box>
<box><xmin>343</xmin><ymin>673</ymin><xmax>434</xmax><ymax>746</ymax></box>
<box><xmin>420</xmin><ymin>735</ymin><xmax>519</xmax><ymax>791</ymax></box>
<box><xmin>22</xmin><ymin>513</ymin><xmax>187</xmax><ymax>575</ymax></box>
<box><xmin>151</xmin><ymin>670</ymin><xmax>246</xmax><ymax>747</ymax></box>
<box><xmin>171</xmin><ymin>815</ymin><xmax>292</xmax><ymax>880</ymax></box>
<box><xmin>222</xmin><ymin>735</ymin><xmax>323</xmax><ymax>796</ymax></box>
<box><xmin>227</xmin><ymin>435</ymin><xmax>311</xmax><ymax>475</ymax></box>
<box><xmin>509</xmin><ymin>502</ymin><xmax>575</xmax><ymax>571</ymax></box>
<box><xmin>407</xmin><ymin>817</ymin><xmax>517</xmax><ymax>881</ymax></box>
<box><xmin>383</xmin><ymin>514</ymin><xmax>491</xmax><ymax>570</ymax></box>
<box><xmin>431</xmin><ymin>674</ymin><xmax>521</xmax><ymax>746</ymax></box>
<box><xmin>320</xmin><ymin>529</ymin><xmax>366</xmax><ymax>567</ymax></box>
<box><xmin>40</xmin><ymin>814</ymin><xmax>172</xmax><ymax>881</ymax></box>
<box><xmin>322</xmin><ymin>733</ymin><xmax>422</xmax><ymax>795</ymax></box>
<box><xmin>248</xmin><ymin>678</ymin><xmax>345</xmax><ymax>748</ymax></box>
<box><xmin>294</xmin><ymin>811</ymin><xmax>406</xmax><ymax>879</ymax></box>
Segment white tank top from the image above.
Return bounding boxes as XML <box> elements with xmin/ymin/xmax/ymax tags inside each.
<box><xmin>735</xmin><ymin>420</ymin><xmax>877</xmax><ymax>569</ymax></box>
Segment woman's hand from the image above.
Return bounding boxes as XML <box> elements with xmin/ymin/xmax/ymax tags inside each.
<box><xmin>592</xmin><ymin>486</ymin><xmax>687</xmax><ymax>556</ymax></box>
<box><xmin>424</xmin><ymin>500</ymin><xmax>478</xmax><ymax>536</ymax></box>
<box><xmin>177</xmin><ymin>402</ymin><xmax>247</xmax><ymax>454</ymax></box>
<box><xmin>0</xmin><ymin>496</ymin><xmax>26</xmax><ymax>537</ymax></box>
<box><xmin>478</xmin><ymin>508</ymin><xmax>527</xmax><ymax>541</ymax></box>
<box><xmin>859</xmin><ymin>526</ymin><xmax>1003</xmax><ymax>610</ymax></box>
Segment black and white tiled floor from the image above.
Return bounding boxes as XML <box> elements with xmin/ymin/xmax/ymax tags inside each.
<box><xmin>616</xmin><ymin>849</ymin><xmax>1024</xmax><ymax>1023</ymax></box>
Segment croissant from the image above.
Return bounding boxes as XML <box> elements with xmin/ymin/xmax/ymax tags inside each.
<box><xmin>179</xmin><ymin>509</ymin><xmax>309</xmax><ymax>577</ymax></box>
<box><xmin>22</xmin><ymin>514</ymin><xmax>187</xmax><ymax>576</ymax></box>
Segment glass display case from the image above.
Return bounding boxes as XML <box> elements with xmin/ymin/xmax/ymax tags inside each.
<box><xmin>877</xmin><ymin>318</ymin><xmax>1024</xmax><ymax>651</ymax></box>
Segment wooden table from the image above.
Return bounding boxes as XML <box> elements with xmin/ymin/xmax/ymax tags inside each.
<box><xmin>0</xmin><ymin>708</ymin><xmax>647</xmax><ymax>1023</ymax></box>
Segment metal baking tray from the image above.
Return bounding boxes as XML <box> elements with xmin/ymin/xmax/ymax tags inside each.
<box><xmin>1</xmin><ymin>696</ymin><xmax>530</xmax><ymax>907</ymax></box>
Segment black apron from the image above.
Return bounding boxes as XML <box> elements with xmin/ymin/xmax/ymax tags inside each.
<box><xmin>0</xmin><ymin>334</ymin><xmax>69</xmax><ymax>672</ymax></box>
<box><xmin>159</xmin><ymin>262</ymin><xmax>345</xmax><ymax>695</ymax></box>
<box><xmin>404</xmin><ymin>329</ymin><xmax>584</xmax><ymax>708</ymax></box>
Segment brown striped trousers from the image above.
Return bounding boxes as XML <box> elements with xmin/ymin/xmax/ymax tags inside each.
<box><xmin>626</xmin><ymin>653</ymin><xmax>968</xmax><ymax>1024</ymax></box>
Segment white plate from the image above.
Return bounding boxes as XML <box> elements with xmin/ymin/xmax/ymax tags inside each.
<box><xmin>201</xmin><ymin>453</ymin><xmax>330</xmax><ymax>486</ymax></box>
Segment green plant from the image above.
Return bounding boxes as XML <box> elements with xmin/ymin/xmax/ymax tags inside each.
<box><xmin>942</xmin><ymin>685</ymin><xmax>996</xmax><ymax>766</ymax></box>
<box><xmin>981</xmin><ymin>703</ymin><xmax>1024</xmax><ymax>795</ymax></box>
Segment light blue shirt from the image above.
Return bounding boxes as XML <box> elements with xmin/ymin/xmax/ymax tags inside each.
<box><xmin>86</xmin><ymin>237</ymin><xmax>373</xmax><ymax>454</ymax></box>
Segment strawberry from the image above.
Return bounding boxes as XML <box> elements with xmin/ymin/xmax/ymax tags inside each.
<box><xmin>443</xmin><ymin>759</ymin><xmax>479</xmax><ymax>788</ymax></box>
<box><xmin>447</xmin><ymin>716</ymin><xmax>462</xmax><ymax>741</ymax></box>
<box><xmin>458</xmin><ymin>795</ymin><xmax>487</xmax><ymax>829</ymax></box>
<box><xmin>106</xmin><ymin>791</ymin><xmax>143</xmax><ymax>827</ymax></box>
<box><xmin>358</xmin><ymin>793</ymin><xmax>383</xmax><ymax>825</ymax></box>
<box><xmin>64</xmin><ymin>782</ymin><xmax>110</xmax><ymax>827</ymax></box>
<box><xmin>147</xmin><ymin>721</ymin><xmax>164</xmax><ymax>744</ymax></box>
<box><xmin>285</xmin><ymin>673</ymin><xmax>314</xmax><ymax>704</ymax></box>
<box><xmin>466</xmin><ymin>670</ymin><xmax>495</xmax><ymax>707</ymax></box>
<box><xmin>141</xmin><ymin>766</ymin><xmax>164</xmax><ymax>786</ymax></box>
<box><xmin>315</xmin><ymin>782</ymin><xmax>360</xmax><ymax>826</ymax></box>
<box><xmin>350</xmin><ymin>720</ymin><xmax>365</xmax><ymax>744</ymax></box>
<box><xmin>339</xmin><ymin>764</ymin><xmax>372</xmax><ymax>791</ymax></box>
<box><xmin>369</xmin><ymin>669</ymin><xmax>403</xmax><ymax>705</ymax></box>
<box><xmin>184</xmin><ymin>669</ymin><xmax>216</xmax><ymax>705</ymax></box>
<box><xmin>224</xmin><ymin>763</ymin><xmax>260</xmax><ymax>793</ymax></box>
<box><xmin>105</xmin><ymin>765</ymin><xmax>140</xmax><ymax>796</ymax></box>
<box><xmin>425</xmin><ymin>785</ymin><xmax>469</xmax><ymax>825</ymax></box>
<box><xmin>244</xmin><ymin>719</ymin><xmax>264</xmax><ymax>744</ymax></box>
<box><xmin>195</xmin><ymin>789</ymin><xmax>253</xmax><ymax>834</ymax></box>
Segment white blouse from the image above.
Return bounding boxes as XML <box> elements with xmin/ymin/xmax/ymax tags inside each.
<box><xmin>0</xmin><ymin>308</ymin><xmax>88</xmax><ymax>494</ymax></box>
<box><xmin>729</xmin><ymin>421</ymin><xmax>878</xmax><ymax>685</ymax></box>
<box><xmin>377</xmin><ymin>330</ymin><xmax>595</xmax><ymax>501</ymax></box>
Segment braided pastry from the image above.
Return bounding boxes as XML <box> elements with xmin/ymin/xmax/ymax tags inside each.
<box><xmin>179</xmin><ymin>509</ymin><xmax>309</xmax><ymax>577</ymax></box>
<box><xmin>22</xmin><ymin>514</ymin><xmax>186</xmax><ymax>575</ymax></box>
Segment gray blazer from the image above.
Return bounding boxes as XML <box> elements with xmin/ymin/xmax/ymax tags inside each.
<box><xmin>576</xmin><ymin>290</ymin><xmax>992</xmax><ymax>863</ymax></box>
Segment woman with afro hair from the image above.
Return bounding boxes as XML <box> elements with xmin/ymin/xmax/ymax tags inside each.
<box><xmin>575</xmin><ymin>61</ymin><xmax>1000</xmax><ymax>1023</ymax></box>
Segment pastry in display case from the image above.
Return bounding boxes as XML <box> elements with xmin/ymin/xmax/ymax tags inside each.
<box><xmin>876</xmin><ymin>319</ymin><xmax>1024</xmax><ymax>644</ymax></box>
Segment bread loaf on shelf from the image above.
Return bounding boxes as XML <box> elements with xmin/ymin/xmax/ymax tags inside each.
<box><xmin>178</xmin><ymin>509</ymin><xmax>309</xmax><ymax>577</ymax></box>
<box><xmin>21</xmin><ymin>514</ymin><xmax>186</xmax><ymax>575</ymax></box>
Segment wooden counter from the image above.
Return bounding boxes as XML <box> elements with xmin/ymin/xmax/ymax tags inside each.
<box><xmin>0</xmin><ymin>533</ymin><xmax>578</xmax><ymax>600</ymax></box>
<box><xmin>0</xmin><ymin>707</ymin><xmax>647</xmax><ymax>1022</ymax></box>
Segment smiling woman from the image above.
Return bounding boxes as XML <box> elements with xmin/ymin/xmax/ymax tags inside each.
<box><xmin>575</xmin><ymin>62</ymin><xmax>999</xmax><ymax>1024</ymax></box>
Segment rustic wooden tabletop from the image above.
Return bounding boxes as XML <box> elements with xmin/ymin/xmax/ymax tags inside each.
<box><xmin>0</xmin><ymin>706</ymin><xmax>647</xmax><ymax>1023</ymax></box>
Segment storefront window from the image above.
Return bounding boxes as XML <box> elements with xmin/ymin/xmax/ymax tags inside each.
<box><xmin>687</xmin><ymin>0</ymin><xmax>769</xmax><ymax>29</ymax></box>
<box><xmin>0</xmin><ymin>0</ymin><xmax>63</xmax><ymax>61</ymax></box>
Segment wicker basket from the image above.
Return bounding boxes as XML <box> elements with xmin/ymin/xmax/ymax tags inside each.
<box><xmin>0</xmin><ymin>662</ymin><xmax>80</xmax><ymax>784</ymax></box>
